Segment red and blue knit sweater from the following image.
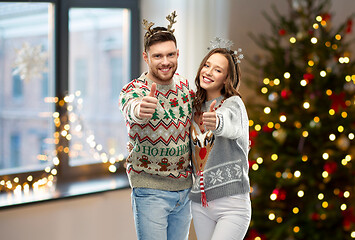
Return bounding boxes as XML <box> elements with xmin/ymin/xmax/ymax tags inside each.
<box><xmin>119</xmin><ymin>72</ymin><xmax>194</xmax><ymax>191</ymax></box>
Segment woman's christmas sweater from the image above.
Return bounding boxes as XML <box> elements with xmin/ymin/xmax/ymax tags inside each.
<box><xmin>119</xmin><ymin>72</ymin><xmax>194</xmax><ymax>191</ymax></box>
<box><xmin>189</xmin><ymin>95</ymin><xmax>251</xmax><ymax>204</ymax></box>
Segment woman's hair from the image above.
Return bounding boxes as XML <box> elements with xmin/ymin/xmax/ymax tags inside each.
<box><xmin>193</xmin><ymin>48</ymin><xmax>241</xmax><ymax>113</ymax></box>
<box><xmin>143</xmin><ymin>27</ymin><xmax>177</xmax><ymax>52</ymax></box>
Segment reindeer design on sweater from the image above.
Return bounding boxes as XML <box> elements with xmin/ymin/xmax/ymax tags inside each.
<box><xmin>191</xmin><ymin>124</ymin><xmax>215</xmax><ymax>206</ymax></box>
<box><xmin>191</xmin><ymin>124</ymin><xmax>215</xmax><ymax>173</ymax></box>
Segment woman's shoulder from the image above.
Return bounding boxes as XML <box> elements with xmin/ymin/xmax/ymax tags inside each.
<box><xmin>224</xmin><ymin>95</ymin><xmax>244</xmax><ymax>106</ymax></box>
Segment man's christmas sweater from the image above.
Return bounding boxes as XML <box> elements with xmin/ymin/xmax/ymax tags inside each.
<box><xmin>119</xmin><ymin>72</ymin><xmax>194</xmax><ymax>191</ymax></box>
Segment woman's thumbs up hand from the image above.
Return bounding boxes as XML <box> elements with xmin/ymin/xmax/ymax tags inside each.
<box><xmin>202</xmin><ymin>100</ymin><xmax>217</xmax><ymax>131</ymax></box>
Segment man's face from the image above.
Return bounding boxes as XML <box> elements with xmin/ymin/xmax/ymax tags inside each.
<box><xmin>143</xmin><ymin>41</ymin><xmax>179</xmax><ymax>85</ymax></box>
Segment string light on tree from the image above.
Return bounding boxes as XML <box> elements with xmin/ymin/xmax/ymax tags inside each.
<box><xmin>245</xmin><ymin>0</ymin><xmax>355</xmax><ymax>239</ymax></box>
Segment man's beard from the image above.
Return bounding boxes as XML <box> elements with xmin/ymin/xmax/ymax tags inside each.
<box><xmin>151</xmin><ymin>64</ymin><xmax>177</xmax><ymax>83</ymax></box>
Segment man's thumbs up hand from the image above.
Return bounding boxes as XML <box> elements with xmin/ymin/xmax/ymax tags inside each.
<box><xmin>148</xmin><ymin>82</ymin><xmax>157</xmax><ymax>97</ymax></box>
<box><xmin>202</xmin><ymin>100</ymin><xmax>217</xmax><ymax>131</ymax></box>
<box><xmin>136</xmin><ymin>83</ymin><xmax>158</xmax><ymax>119</ymax></box>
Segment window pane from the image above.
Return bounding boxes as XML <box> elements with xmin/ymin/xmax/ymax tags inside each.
<box><xmin>10</xmin><ymin>134</ymin><xmax>21</xmax><ymax>168</ymax></box>
<box><xmin>0</xmin><ymin>3</ymin><xmax>55</xmax><ymax>172</ymax></box>
<box><xmin>68</xmin><ymin>8</ymin><xmax>130</xmax><ymax>166</ymax></box>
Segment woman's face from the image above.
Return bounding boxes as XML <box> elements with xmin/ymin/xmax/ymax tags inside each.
<box><xmin>199</xmin><ymin>53</ymin><xmax>229</xmax><ymax>100</ymax></box>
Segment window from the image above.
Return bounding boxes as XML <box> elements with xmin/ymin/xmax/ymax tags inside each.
<box><xmin>12</xmin><ymin>73</ymin><xmax>23</xmax><ymax>99</ymax></box>
<box><xmin>68</xmin><ymin>8</ymin><xmax>130</xmax><ymax>166</ymax></box>
<box><xmin>73</xmin><ymin>58</ymin><xmax>88</xmax><ymax>97</ymax></box>
<box><xmin>0</xmin><ymin>2</ymin><xmax>55</xmax><ymax>174</ymax></box>
<box><xmin>10</xmin><ymin>134</ymin><xmax>21</xmax><ymax>168</ymax></box>
<box><xmin>42</xmin><ymin>72</ymin><xmax>49</xmax><ymax>98</ymax></box>
<box><xmin>0</xmin><ymin>0</ymin><xmax>140</xmax><ymax>201</ymax></box>
<box><xmin>110</xmin><ymin>57</ymin><xmax>123</xmax><ymax>99</ymax></box>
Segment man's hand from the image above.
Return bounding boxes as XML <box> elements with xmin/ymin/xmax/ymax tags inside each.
<box><xmin>202</xmin><ymin>100</ymin><xmax>217</xmax><ymax>131</ymax></box>
<box><xmin>136</xmin><ymin>83</ymin><xmax>158</xmax><ymax>119</ymax></box>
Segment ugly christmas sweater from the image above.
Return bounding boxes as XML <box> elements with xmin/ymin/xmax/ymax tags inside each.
<box><xmin>119</xmin><ymin>72</ymin><xmax>194</xmax><ymax>191</ymax></box>
<box><xmin>189</xmin><ymin>95</ymin><xmax>251</xmax><ymax>204</ymax></box>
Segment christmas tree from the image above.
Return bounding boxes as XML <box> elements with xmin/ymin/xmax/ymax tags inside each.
<box><xmin>152</xmin><ymin>109</ymin><xmax>159</xmax><ymax>121</ymax></box>
<box><xmin>179</xmin><ymin>106</ymin><xmax>186</xmax><ymax>118</ymax></box>
<box><xmin>169</xmin><ymin>109</ymin><xmax>176</xmax><ymax>119</ymax></box>
<box><xmin>245</xmin><ymin>0</ymin><xmax>355</xmax><ymax>239</ymax></box>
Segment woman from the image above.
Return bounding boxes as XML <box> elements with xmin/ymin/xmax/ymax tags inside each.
<box><xmin>189</xmin><ymin>40</ymin><xmax>251</xmax><ymax>240</ymax></box>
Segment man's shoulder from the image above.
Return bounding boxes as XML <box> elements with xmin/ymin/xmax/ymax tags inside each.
<box><xmin>173</xmin><ymin>73</ymin><xmax>187</xmax><ymax>81</ymax></box>
<box><xmin>122</xmin><ymin>76</ymin><xmax>147</xmax><ymax>92</ymax></box>
<box><xmin>173</xmin><ymin>73</ymin><xmax>190</xmax><ymax>89</ymax></box>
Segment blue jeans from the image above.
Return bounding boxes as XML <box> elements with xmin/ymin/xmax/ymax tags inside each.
<box><xmin>131</xmin><ymin>188</ymin><xmax>192</xmax><ymax>240</ymax></box>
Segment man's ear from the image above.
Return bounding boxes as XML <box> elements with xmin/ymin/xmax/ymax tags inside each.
<box><xmin>177</xmin><ymin>49</ymin><xmax>179</xmax><ymax>58</ymax></box>
<box><xmin>143</xmin><ymin>51</ymin><xmax>149</xmax><ymax>64</ymax></box>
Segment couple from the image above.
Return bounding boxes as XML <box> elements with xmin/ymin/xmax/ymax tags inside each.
<box><xmin>119</xmin><ymin>11</ymin><xmax>251</xmax><ymax>240</ymax></box>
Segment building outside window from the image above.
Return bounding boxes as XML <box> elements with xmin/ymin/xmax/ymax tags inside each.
<box><xmin>68</xmin><ymin>8</ymin><xmax>131</xmax><ymax>166</ymax></box>
<box><xmin>0</xmin><ymin>2</ymin><xmax>54</xmax><ymax>173</ymax></box>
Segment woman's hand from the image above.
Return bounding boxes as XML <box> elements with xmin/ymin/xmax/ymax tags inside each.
<box><xmin>202</xmin><ymin>100</ymin><xmax>217</xmax><ymax>131</ymax></box>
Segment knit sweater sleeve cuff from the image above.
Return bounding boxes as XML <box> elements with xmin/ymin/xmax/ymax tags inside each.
<box><xmin>130</xmin><ymin>100</ymin><xmax>149</xmax><ymax>124</ymax></box>
<box><xmin>214</xmin><ymin>112</ymin><xmax>223</xmax><ymax>135</ymax></box>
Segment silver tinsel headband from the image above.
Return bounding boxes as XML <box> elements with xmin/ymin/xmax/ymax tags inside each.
<box><xmin>208</xmin><ymin>37</ymin><xmax>244</xmax><ymax>64</ymax></box>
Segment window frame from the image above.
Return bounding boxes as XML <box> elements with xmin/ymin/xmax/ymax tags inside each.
<box><xmin>0</xmin><ymin>0</ymin><xmax>140</xmax><ymax>186</ymax></box>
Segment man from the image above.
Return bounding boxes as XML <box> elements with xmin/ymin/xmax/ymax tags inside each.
<box><xmin>119</xmin><ymin>11</ymin><xmax>193</xmax><ymax>240</ymax></box>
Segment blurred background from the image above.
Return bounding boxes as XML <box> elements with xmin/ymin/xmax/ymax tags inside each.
<box><xmin>0</xmin><ymin>0</ymin><xmax>354</xmax><ymax>239</ymax></box>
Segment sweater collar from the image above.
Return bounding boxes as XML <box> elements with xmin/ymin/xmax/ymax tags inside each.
<box><xmin>138</xmin><ymin>72</ymin><xmax>176</xmax><ymax>92</ymax></box>
<box><xmin>203</xmin><ymin>95</ymin><xmax>225</xmax><ymax>111</ymax></box>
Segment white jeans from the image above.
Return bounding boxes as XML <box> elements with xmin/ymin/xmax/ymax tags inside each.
<box><xmin>191</xmin><ymin>193</ymin><xmax>251</xmax><ymax>240</ymax></box>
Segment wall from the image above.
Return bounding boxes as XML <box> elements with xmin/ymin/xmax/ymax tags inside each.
<box><xmin>0</xmin><ymin>188</ymin><xmax>197</xmax><ymax>240</ymax></box>
<box><xmin>0</xmin><ymin>189</ymin><xmax>136</xmax><ymax>240</ymax></box>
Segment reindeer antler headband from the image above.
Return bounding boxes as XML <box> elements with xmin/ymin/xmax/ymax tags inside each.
<box><xmin>143</xmin><ymin>11</ymin><xmax>177</xmax><ymax>38</ymax></box>
<box><xmin>208</xmin><ymin>37</ymin><xmax>244</xmax><ymax>64</ymax></box>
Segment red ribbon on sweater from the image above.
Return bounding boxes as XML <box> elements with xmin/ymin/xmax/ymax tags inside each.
<box><xmin>197</xmin><ymin>171</ymin><xmax>208</xmax><ymax>207</ymax></box>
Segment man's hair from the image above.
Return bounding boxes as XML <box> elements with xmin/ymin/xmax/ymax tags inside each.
<box><xmin>143</xmin><ymin>27</ymin><xmax>177</xmax><ymax>52</ymax></box>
